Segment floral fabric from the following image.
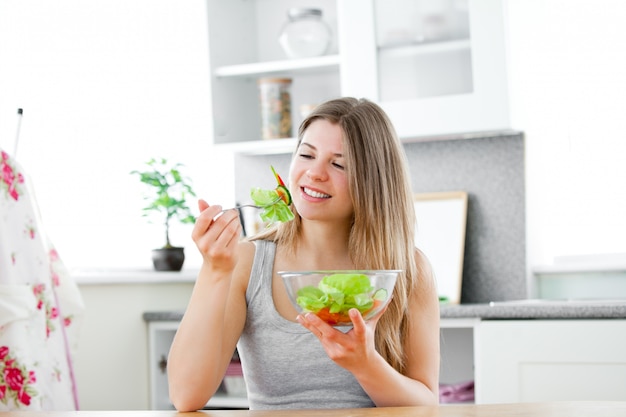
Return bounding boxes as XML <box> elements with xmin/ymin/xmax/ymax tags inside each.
<box><xmin>0</xmin><ymin>149</ymin><xmax>84</xmax><ymax>410</ymax></box>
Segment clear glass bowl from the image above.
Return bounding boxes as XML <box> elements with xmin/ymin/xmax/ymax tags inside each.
<box><xmin>279</xmin><ymin>270</ymin><xmax>400</xmax><ymax>326</ymax></box>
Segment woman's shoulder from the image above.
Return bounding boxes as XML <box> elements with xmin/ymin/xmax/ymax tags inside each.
<box><xmin>235</xmin><ymin>239</ymin><xmax>276</xmax><ymax>274</ymax></box>
<box><xmin>412</xmin><ymin>247</ymin><xmax>437</xmax><ymax>290</ymax></box>
<box><xmin>415</xmin><ymin>245</ymin><xmax>432</xmax><ymax>264</ymax></box>
<box><xmin>238</xmin><ymin>238</ymin><xmax>256</xmax><ymax>253</ymax></box>
<box><xmin>240</xmin><ymin>238</ymin><xmax>275</xmax><ymax>254</ymax></box>
<box><xmin>230</xmin><ymin>240</ymin><xmax>256</xmax><ymax>291</ymax></box>
<box><xmin>233</xmin><ymin>239</ymin><xmax>277</xmax><ymax>294</ymax></box>
<box><xmin>236</xmin><ymin>239</ymin><xmax>257</xmax><ymax>269</ymax></box>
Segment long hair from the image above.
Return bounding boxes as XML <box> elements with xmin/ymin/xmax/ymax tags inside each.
<box><xmin>251</xmin><ymin>97</ymin><xmax>421</xmax><ymax>374</ymax></box>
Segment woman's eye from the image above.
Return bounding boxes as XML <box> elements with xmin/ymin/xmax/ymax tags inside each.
<box><xmin>332</xmin><ymin>162</ymin><xmax>345</xmax><ymax>170</ymax></box>
<box><xmin>298</xmin><ymin>153</ymin><xmax>314</xmax><ymax>159</ymax></box>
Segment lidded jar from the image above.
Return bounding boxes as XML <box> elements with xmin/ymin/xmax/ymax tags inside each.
<box><xmin>278</xmin><ymin>8</ymin><xmax>331</xmax><ymax>59</ymax></box>
<box><xmin>257</xmin><ymin>78</ymin><xmax>292</xmax><ymax>140</ymax></box>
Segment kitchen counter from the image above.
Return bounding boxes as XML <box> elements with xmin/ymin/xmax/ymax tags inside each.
<box><xmin>143</xmin><ymin>299</ymin><xmax>626</xmax><ymax>322</ymax></box>
<box><xmin>71</xmin><ymin>268</ymin><xmax>199</xmax><ymax>285</ymax></box>
<box><xmin>440</xmin><ymin>299</ymin><xmax>626</xmax><ymax>319</ymax></box>
<box><xmin>4</xmin><ymin>402</ymin><xmax>626</xmax><ymax>417</ymax></box>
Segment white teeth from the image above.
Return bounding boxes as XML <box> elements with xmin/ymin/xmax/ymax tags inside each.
<box><xmin>303</xmin><ymin>187</ymin><xmax>330</xmax><ymax>199</ymax></box>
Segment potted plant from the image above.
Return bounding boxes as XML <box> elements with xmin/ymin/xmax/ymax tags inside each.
<box><xmin>130</xmin><ymin>157</ymin><xmax>197</xmax><ymax>271</ymax></box>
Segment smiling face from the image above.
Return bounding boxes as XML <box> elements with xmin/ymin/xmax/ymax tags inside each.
<box><xmin>288</xmin><ymin>119</ymin><xmax>354</xmax><ymax>223</ymax></box>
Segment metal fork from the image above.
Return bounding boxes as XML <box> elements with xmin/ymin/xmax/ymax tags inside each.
<box><xmin>221</xmin><ymin>196</ymin><xmax>282</xmax><ymax>213</ymax></box>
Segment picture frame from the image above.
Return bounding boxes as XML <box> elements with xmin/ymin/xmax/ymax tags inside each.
<box><xmin>414</xmin><ymin>191</ymin><xmax>468</xmax><ymax>304</ymax></box>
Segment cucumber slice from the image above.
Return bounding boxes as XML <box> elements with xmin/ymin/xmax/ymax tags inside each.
<box><xmin>276</xmin><ymin>184</ymin><xmax>292</xmax><ymax>205</ymax></box>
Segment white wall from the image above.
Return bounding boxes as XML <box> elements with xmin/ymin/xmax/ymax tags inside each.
<box><xmin>0</xmin><ymin>0</ymin><xmax>221</xmax><ymax>270</ymax></box>
<box><xmin>505</xmin><ymin>0</ymin><xmax>626</xmax><ymax>273</ymax></box>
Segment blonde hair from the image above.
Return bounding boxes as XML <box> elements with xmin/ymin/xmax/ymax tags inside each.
<box><xmin>252</xmin><ymin>97</ymin><xmax>421</xmax><ymax>374</ymax></box>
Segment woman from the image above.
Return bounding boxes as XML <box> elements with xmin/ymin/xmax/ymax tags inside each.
<box><xmin>167</xmin><ymin>97</ymin><xmax>440</xmax><ymax>411</ymax></box>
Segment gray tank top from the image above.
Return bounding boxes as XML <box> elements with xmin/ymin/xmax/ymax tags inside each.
<box><xmin>237</xmin><ymin>240</ymin><xmax>374</xmax><ymax>410</ymax></box>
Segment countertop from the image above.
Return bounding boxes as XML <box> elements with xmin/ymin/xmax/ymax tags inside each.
<box><xmin>71</xmin><ymin>268</ymin><xmax>199</xmax><ymax>285</ymax></box>
<box><xmin>143</xmin><ymin>299</ymin><xmax>626</xmax><ymax>322</ymax></box>
<box><xmin>4</xmin><ymin>402</ymin><xmax>626</xmax><ymax>417</ymax></box>
<box><xmin>439</xmin><ymin>299</ymin><xmax>626</xmax><ymax>319</ymax></box>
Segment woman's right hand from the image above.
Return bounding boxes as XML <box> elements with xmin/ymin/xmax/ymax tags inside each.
<box><xmin>192</xmin><ymin>199</ymin><xmax>242</xmax><ymax>273</ymax></box>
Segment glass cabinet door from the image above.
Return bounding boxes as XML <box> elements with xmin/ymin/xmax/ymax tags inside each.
<box><xmin>375</xmin><ymin>0</ymin><xmax>472</xmax><ymax>102</ymax></box>
<box><xmin>339</xmin><ymin>0</ymin><xmax>511</xmax><ymax>140</ymax></box>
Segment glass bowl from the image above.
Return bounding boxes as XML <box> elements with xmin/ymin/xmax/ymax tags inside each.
<box><xmin>279</xmin><ymin>270</ymin><xmax>400</xmax><ymax>326</ymax></box>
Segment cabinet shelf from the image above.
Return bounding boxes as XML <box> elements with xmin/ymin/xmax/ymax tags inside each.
<box><xmin>378</xmin><ymin>39</ymin><xmax>471</xmax><ymax>59</ymax></box>
<box><xmin>214</xmin><ymin>55</ymin><xmax>341</xmax><ymax>79</ymax></box>
<box><xmin>216</xmin><ymin>129</ymin><xmax>522</xmax><ymax>157</ymax></box>
<box><xmin>216</xmin><ymin>138</ymin><xmax>298</xmax><ymax>156</ymax></box>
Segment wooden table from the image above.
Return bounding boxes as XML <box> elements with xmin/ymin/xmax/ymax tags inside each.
<box><xmin>3</xmin><ymin>402</ymin><xmax>626</xmax><ymax>417</ymax></box>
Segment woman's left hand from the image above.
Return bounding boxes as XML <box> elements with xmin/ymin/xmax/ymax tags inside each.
<box><xmin>296</xmin><ymin>307</ymin><xmax>386</xmax><ymax>372</ymax></box>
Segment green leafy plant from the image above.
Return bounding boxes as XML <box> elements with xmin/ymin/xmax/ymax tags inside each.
<box><xmin>130</xmin><ymin>158</ymin><xmax>197</xmax><ymax>248</ymax></box>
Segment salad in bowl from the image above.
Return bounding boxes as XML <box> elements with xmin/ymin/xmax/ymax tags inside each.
<box><xmin>279</xmin><ymin>270</ymin><xmax>400</xmax><ymax>327</ymax></box>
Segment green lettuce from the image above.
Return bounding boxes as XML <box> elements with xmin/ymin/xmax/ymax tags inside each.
<box><xmin>250</xmin><ymin>187</ymin><xmax>295</xmax><ymax>224</ymax></box>
<box><xmin>296</xmin><ymin>273</ymin><xmax>388</xmax><ymax>316</ymax></box>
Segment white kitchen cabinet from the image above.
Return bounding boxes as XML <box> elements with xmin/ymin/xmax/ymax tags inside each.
<box><xmin>206</xmin><ymin>0</ymin><xmax>511</xmax><ymax>154</ymax></box>
<box><xmin>475</xmin><ymin>320</ymin><xmax>626</xmax><ymax>403</ymax></box>
<box><xmin>343</xmin><ymin>0</ymin><xmax>511</xmax><ymax>140</ymax></box>
<box><xmin>147</xmin><ymin>320</ymin><xmax>248</xmax><ymax>410</ymax></box>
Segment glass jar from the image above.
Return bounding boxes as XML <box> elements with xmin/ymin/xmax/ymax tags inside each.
<box><xmin>257</xmin><ymin>78</ymin><xmax>292</xmax><ymax>140</ymax></box>
<box><xmin>278</xmin><ymin>8</ymin><xmax>331</xmax><ymax>59</ymax></box>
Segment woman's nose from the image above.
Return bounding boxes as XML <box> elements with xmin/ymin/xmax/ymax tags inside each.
<box><xmin>306</xmin><ymin>162</ymin><xmax>328</xmax><ymax>181</ymax></box>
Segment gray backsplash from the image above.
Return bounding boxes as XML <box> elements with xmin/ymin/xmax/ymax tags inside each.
<box><xmin>234</xmin><ymin>132</ymin><xmax>526</xmax><ymax>304</ymax></box>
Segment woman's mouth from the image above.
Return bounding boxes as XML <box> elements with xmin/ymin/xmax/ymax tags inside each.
<box><xmin>302</xmin><ymin>187</ymin><xmax>330</xmax><ymax>199</ymax></box>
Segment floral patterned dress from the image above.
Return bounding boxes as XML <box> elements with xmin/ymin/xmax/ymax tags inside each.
<box><xmin>0</xmin><ymin>149</ymin><xmax>84</xmax><ymax>410</ymax></box>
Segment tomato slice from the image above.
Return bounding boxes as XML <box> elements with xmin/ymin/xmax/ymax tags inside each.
<box><xmin>315</xmin><ymin>308</ymin><xmax>350</xmax><ymax>325</ymax></box>
<box><xmin>313</xmin><ymin>299</ymin><xmax>385</xmax><ymax>325</ymax></box>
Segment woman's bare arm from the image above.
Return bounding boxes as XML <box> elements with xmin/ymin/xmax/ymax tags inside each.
<box><xmin>167</xmin><ymin>203</ymin><xmax>253</xmax><ymax>411</ymax></box>
<box><xmin>354</xmin><ymin>258</ymin><xmax>440</xmax><ymax>406</ymax></box>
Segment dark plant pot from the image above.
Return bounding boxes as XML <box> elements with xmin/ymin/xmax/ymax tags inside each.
<box><xmin>152</xmin><ymin>247</ymin><xmax>185</xmax><ymax>271</ymax></box>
